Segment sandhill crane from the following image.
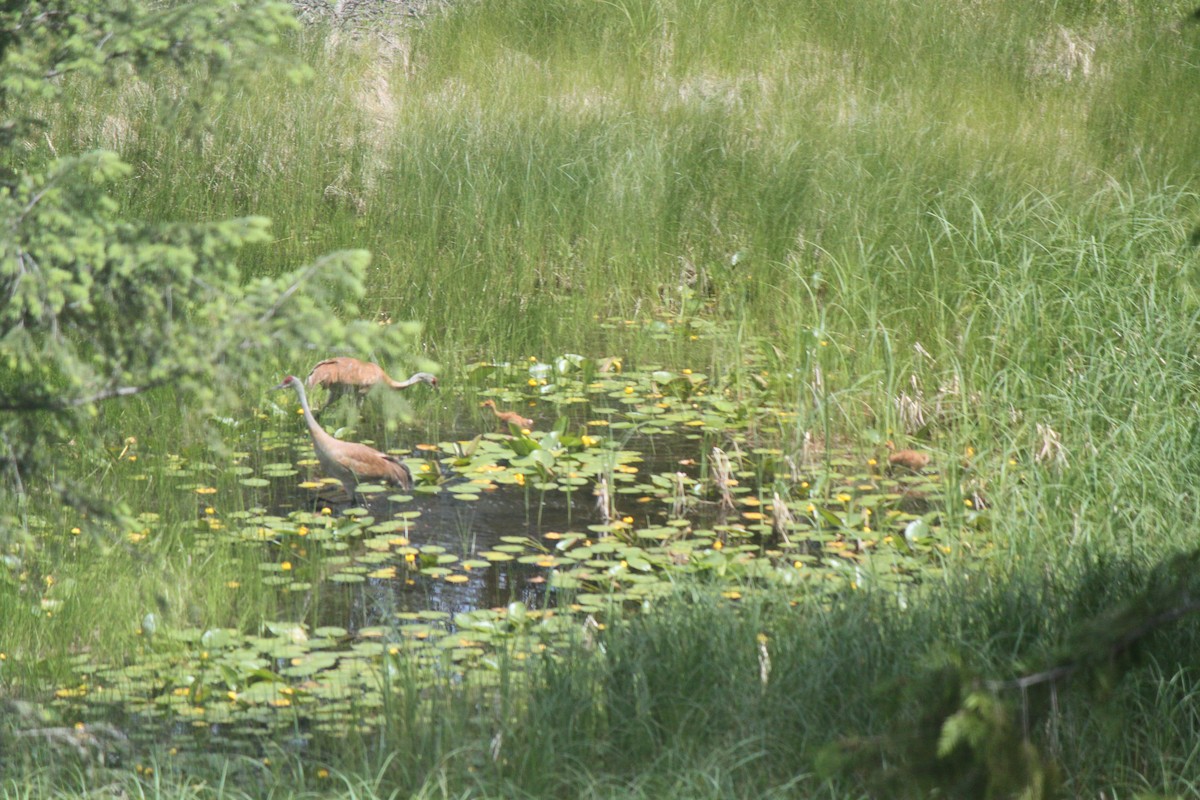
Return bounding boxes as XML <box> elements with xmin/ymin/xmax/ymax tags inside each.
<box><xmin>886</xmin><ymin>441</ymin><xmax>931</xmax><ymax>473</ymax></box>
<box><xmin>274</xmin><ymin>375</ymin><xmax>412</xmax><ymax>500</ymax></box>
<box><xmin>305</xmin><ymin>357</ymin><xmax>438</xmax><ymax>406</ymax></box>
<box><xmin>481</xmin><ymin>399</ymin><xmax>534</xmax><ymax>430</ymax></box>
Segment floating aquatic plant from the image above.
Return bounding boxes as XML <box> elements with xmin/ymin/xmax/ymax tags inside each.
<box><xmin>47</xmin><ymin>340</ymin><xmax>975</xmax><ymax>755</ymax></box>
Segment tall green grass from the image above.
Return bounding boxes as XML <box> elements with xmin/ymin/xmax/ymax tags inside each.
<box><xmin>51</xmin><ymin>0</ymin><xmax>1200</xmax><ymax>357</ymax></box>
<box><xmin>11</xmin><ymin>562</ymin><xmax>1200</xmax><ymax>797</ymax></box>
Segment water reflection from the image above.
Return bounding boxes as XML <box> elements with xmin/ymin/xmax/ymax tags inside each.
<box><xmin>269</xmin><ymin>475</ymin><xmax>580</xmax><ymax>631</ymax></box>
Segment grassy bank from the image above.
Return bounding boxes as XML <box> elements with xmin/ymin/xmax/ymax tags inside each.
<box><xmin>9</xmin><ymin>561</ymin><xmax>1200</xmax><ymax>798</ymax></box>
<box><xmin>7</xmin><ymin>0</ymin><xmax>1200</xmax><ymax>796</ymax></box>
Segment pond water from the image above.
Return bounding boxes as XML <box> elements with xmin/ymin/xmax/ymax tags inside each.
<box><xmin>49</xmin><ymin>357</ymin><xmax>979</xmax><ymax>760</ymax></box>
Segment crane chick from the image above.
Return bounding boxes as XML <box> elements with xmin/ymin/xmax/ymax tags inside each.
<box><xmin>481</xmin><ymin>399</ymin><xmax>534</xmax><ymax>430</ymax></box>
<box><xmin>886</xmin><ymin>441</ymin><xmax>931</xmax><ymax>473</ymax></box>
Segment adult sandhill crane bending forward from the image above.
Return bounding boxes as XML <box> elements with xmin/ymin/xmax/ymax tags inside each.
<box><xmin>274</xmin><ymin>375</ymin><xmax>412</xmax><ymax>500</ymax></box>
<box><xmin>305</xmin><ymin>357</ymin><xmax>438</xmax><ymax>407</ymax></box>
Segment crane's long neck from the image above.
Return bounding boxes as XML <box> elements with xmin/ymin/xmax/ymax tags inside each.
<box><xmin>385</xmin><ymin>372</ymin><xmax>420</xmax><ymax>389</ymax></box>
<box><xmin>292</xmin><ymin>381</ymin><xmax>337</xmax><ymax>447</ymax></box>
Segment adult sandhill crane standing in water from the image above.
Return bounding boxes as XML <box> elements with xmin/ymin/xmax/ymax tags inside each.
<box><xmin>305</xmin><ymin>357</ymin><xmax>438</xmax><ymax>407</ymax></box>
<box><xmin>481</xmin><ymin>399</ymin><xmax>534</xmax><ymax>430</ymax></box>
<box><xmin>274</xmin><ymin>375</ymin><xmax>412</xmax><ymax>501</ymax></box>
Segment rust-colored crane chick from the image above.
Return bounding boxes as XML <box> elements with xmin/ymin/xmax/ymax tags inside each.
<box><xmin>481</xmin><ymin>399</ymin><xmax>534</xmax><ymax>430</ymax></box>
<box><xmin>886</xmin><ymin>441</ymin><xmax>931</xmax><ymax>473</ymax></box>
<box><xmin>275</xmin><ymin>375</ymin><xmax>412</xmax><ymax>499</ymax></box>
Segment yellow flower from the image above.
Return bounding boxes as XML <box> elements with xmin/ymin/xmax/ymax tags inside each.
<box><xmin>280</xmin><ymin>561</ymin><xmax>292</xmax><ymax>571</ymax></box>
<box><xmin>712</xmin><ymin>540</ymin><xmax>724</xmax><ymax>551</ymax></box>
<box><xmin>70</xmin><ymin>527</ymin><xmax>81</xmax><ymax>535</ymax></box>
<box><xmin>681</xmin><ymin>368</ymin><xmax>692</xmax><ymax>375</ymax></box>
<box><xmin>195</xmin><ymin>486</ymin><xmax>217</xmax><ymax>495</ymax></box>
<box><xmin>321</xmin><ymin>507</ymin><xmax>332</xmax><ymax>516</ymax></box>
<box><xmin>527</xmin><ymin>378</ymin><xmax>538</xmax><ymax>387</ymax></box>
<box><xmin>513</xmin><ymin>472</ymin><xmax>526</xmax><ymax>486</ymax></box>
<box><xmin>204</xmin><ymin>507</ymin><xmax>215</xmax><ymax>515</ymax></box>
<box><xmin>317</xmin><ymin>769</ymin><xmax>330</xmax><ymax>779</ymax></box>
<box><xmin>622</xmin><ymin>516</ymin><xmax>634</xmax><ymax>525</ymax></box>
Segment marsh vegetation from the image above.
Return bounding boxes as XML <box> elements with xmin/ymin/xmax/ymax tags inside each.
<box><xmin>5</xmin><ymin>0</ymin><xmax>1200</xmax><ymax>797</ymax></box>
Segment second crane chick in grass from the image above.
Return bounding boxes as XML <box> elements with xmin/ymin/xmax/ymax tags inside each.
<box><xmin>886</xmin><ymin>441</ymin><xmax>931</xmax><ymax>473</ymax></box>
<box><xmin>274</xmin><ymin>375</ymin><xmax>412</xmax><ymax>501</ymax></box>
